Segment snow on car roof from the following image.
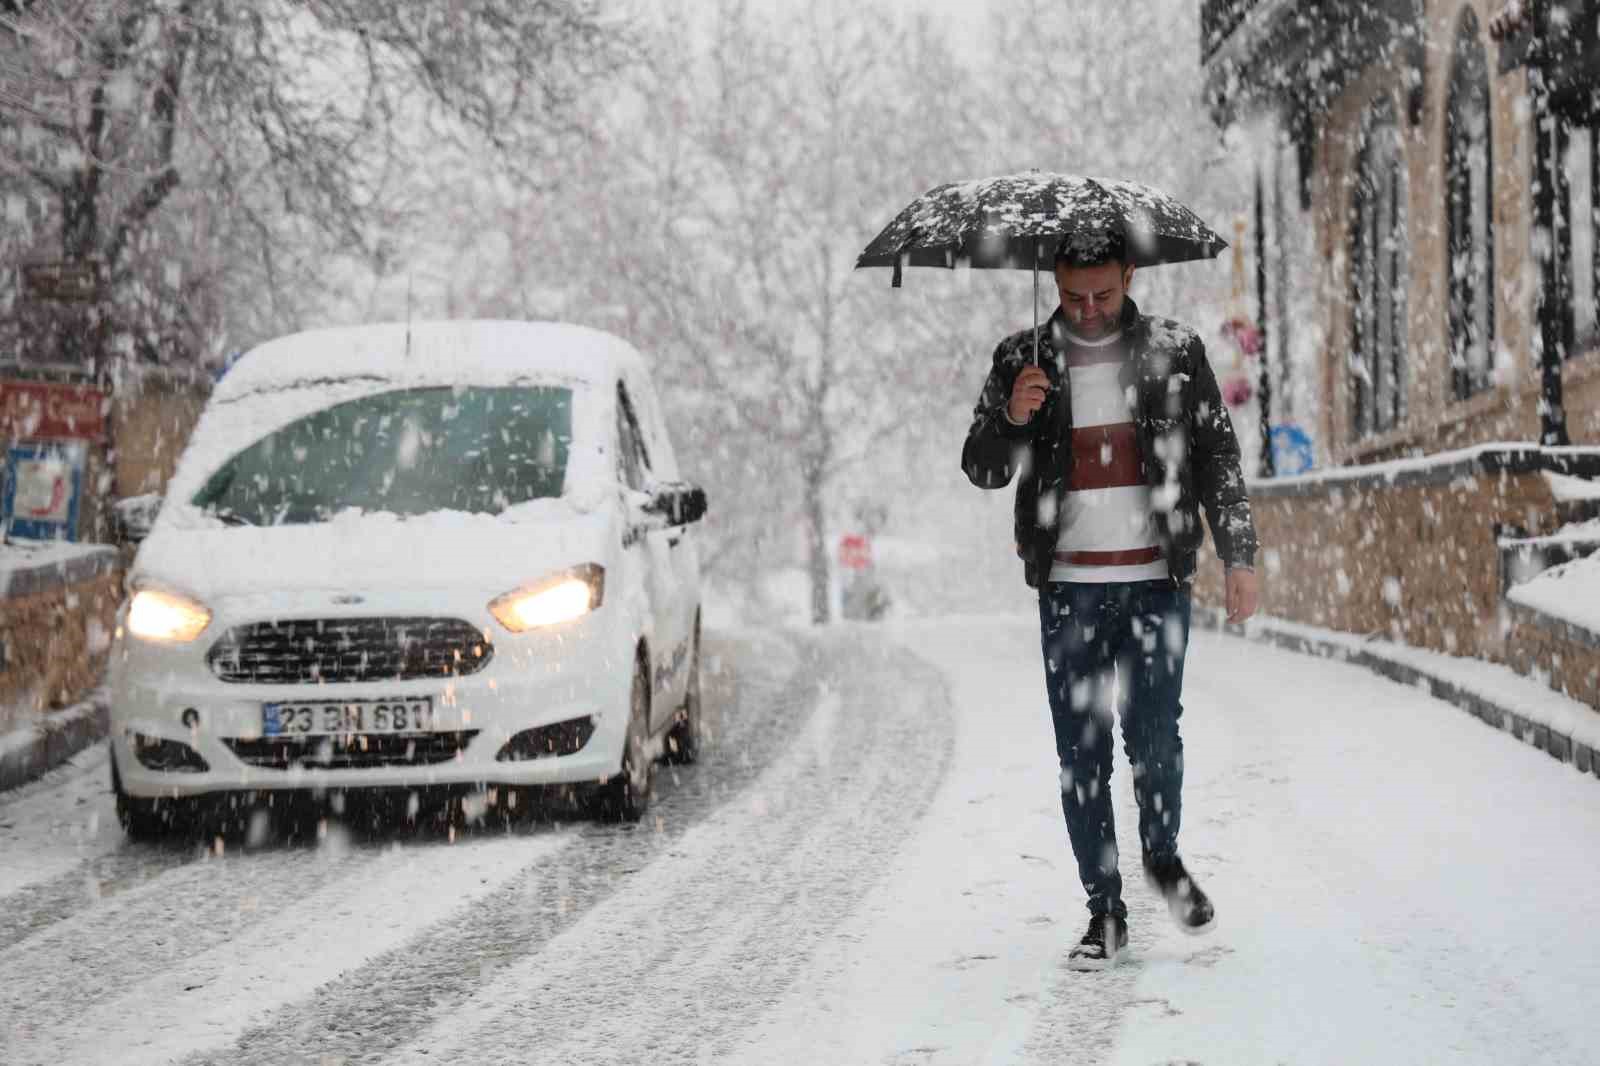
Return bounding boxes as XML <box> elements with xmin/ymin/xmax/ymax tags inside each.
<box><xmin>216</xmin><ymin>320</ymin><xmax>647</xmax><ymax>401</ymax></box>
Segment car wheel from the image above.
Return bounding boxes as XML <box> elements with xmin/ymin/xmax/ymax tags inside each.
<box><xmin>111</xmin><ymin>753</ymin><xmax>189</xmax><ymax>841</ymax></box>
<box><xmin>583</xmin><ymin>654</ymin><xmax>653</xmax><ymax>823</ymax></box>
<box><xmin>665</xmin><ymin>619</ymin><xmax>703</xmax><ymax>766</ymax></box>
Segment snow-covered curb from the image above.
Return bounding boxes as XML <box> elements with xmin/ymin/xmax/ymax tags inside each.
<box><xmin>1193</xmin><ymin>609</ymin><xmax>1600</xmax><ymax>781</ymax></box>
<box><xmin>0</xmin><ymin>689</ymin><xmax>108</xmax><ymax>793</ymax></box>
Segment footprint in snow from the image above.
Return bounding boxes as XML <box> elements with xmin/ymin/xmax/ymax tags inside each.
<box><xmin>1184</xmin><ymin>945</ymin><xmax>1234</xmax><ymax>968</ymax></box>
<box><xmin>944</xmin><ymin>953</ymin><xmax>998</xmax><ymax>971</ymax></box>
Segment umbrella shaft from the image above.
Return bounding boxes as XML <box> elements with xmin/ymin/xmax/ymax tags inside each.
<box><xmin>1032</xmin><ymin>246</ymin><xmax>1041</xmax><ymax>367</ymax></box>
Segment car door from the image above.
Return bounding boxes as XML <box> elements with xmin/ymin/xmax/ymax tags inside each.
<box><xmin>616</xmin><ymin>381</ymin><xmax>681</xmax><ymax>731</ymax></box>
<box><xmin>629</xmin><ymin>375</ymin><xmax>701</xmax><ymax>684</ymax></box>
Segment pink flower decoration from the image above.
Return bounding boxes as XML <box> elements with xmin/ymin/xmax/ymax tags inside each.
<box><xmin>1220</xmin><ymin>315</ymin><xmax>1264</xmax><ymax>358</ymax></box>
<box><xmin>1221</xmin><ymin>375</ymin><xmax>1254</xmax><ymax>408</ymax></box>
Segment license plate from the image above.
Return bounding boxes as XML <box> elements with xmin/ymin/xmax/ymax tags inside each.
<box><xmin>262</xmin><ymin>698</ymin><xmax>434</xmax><ymax>737</ymax></box>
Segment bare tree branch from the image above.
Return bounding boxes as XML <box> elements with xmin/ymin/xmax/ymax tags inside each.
<box><xmin>107</xmin><ymin>2</ymin><xmax>196</xmax><ymax>266</ymax></box>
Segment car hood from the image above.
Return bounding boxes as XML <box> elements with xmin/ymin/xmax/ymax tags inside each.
<box><xmin>133</xmin><ymin>505</ymin><xmax>616</xmax><ymax>606</ymax></box>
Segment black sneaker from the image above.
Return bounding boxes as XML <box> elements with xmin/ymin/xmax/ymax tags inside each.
<box><xmin>1143</xmin><ymin>853</ymin><xmax>1216</xmax><ymax>935</ymax></box>
<box><xmin>1066</xmin><ymin>913</ymin><xmax>1128</xmax><ymax>971</ymax></box>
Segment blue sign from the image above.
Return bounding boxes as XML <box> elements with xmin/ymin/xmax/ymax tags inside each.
<box><xmin>1270</xmin><ymin>424</ymin><xmax>1315</xmax><ymax>476</ymax></box>
<box><xmin>3</xmin><ymin>440</ymin><xmax>86</xmax><ymax>541</ymax></box>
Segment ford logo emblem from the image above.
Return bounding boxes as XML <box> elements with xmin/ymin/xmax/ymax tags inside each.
<box><xmin>332</xmin><ymin>594</ymin><xmax>365</xmax><ymax>605</ymax></box>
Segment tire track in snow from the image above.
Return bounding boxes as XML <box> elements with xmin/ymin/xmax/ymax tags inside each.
<box><xmin>0</xmin><ymin>742</ymin><xmax>168</xmax><ymax>947</ymax></box>
<box><xmin>0</xmin><ymin>829</ymin><xmax>196</xmax><ymax>955</ymax></box>
<box><xmin>3</xmin><ymin>771</ymin><xmax>575</xmax><ymax>1053</ymax></box>
<box><xmin>0</xmin><ymin>744</ymin><xmax>429</xmax><ymax>961</ymax></box>
<box><xmin>377</xmin><ymin>629</ymin><xmax>957</xmax><ymax>1066</ymax></box>
<box><xmin>162</xmin><ymin>629</ymin><xmax>825</xmax><ymax>1066</ymax></box>
<box><xmin>0</xmin><ymin>630</ymin><xmax>798</xmax><ymax>1066</ymax></box>
<box><xmin>9</xmin><ymin>832</ymin><xmax>572</xmax><ymax>1066</ymax></box>
<box><xmin>1</xmin><ymin>758</ymin><xmax>481</xmax><ymax>1059</ymax></box>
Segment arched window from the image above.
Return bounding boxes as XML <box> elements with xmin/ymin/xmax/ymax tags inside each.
<box><xmin>1560</xmin><ymin>122</ymin><xmax>1599</xmax><ymax>358</ymax></box>
<box><xmin>1350</xmin><ymin>97</ymin><xmax>1409</xmax><ymax>438</ymax></box>
<box><xmin>1446</xmin><ymin>9</ymin><xmax>1496</xmax><ymax>400</ymax></box>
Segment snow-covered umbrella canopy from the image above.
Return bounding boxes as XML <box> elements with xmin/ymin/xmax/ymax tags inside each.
<box><xmin>856</xmin><ymin>172</ymin><xmax>1227</xmax><ymax>286</ymax></box>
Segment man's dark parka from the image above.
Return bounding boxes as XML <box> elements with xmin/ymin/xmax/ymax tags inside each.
<box><xmin>961</xmin><ymin>297</ymin><xmax>1258</xmax><ymax>589</ymax></box>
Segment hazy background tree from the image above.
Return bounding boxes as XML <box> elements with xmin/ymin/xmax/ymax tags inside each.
<box><xmin>0</xmin><ymin>0</ymin><xmax>1239</xmax><ymax>621</ymax></box>
<box><xmin>313</xmin><ymin>0</ymin><xmax>1237</xmax><ymax>624</ymax></box>
<box><xmin>0</xmin><ymin>0</ymin><xmax>626</xmax><ymax>366</ymax></box>
<box><xmin>359</xmin><ymin>1</ymin><xmax>990</xmax><ymax>622</ymax></box>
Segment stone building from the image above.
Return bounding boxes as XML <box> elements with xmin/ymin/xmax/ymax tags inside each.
<box><xmin>1195</xmin><ymin>0</ymin><xmax>1600</xmax><ymax>713</ymax></box>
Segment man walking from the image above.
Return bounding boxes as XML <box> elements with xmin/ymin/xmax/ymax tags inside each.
<box><xmin>961</xmin><ymin>231</ymin><xmax>1259</xmax><ymax>971</ymax></box>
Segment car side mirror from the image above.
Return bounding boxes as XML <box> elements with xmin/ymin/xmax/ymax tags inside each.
<box><xmin>645</xmin><ymin>482</ymin><xmax>707</xmax><ymax>527</ymax></box>
<box><xmin>112</xmin><ymin>493</ymin><xmax>163</xmax><ymax>544</ymax></box>
<box><xmin>628</xmin><ymin>482</ymin><xmax>708</xmax><ymax>540</ymax></box>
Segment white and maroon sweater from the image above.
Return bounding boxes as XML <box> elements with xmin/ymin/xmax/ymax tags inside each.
<box><xmin>963</xmin><ymin>298</ymin><xmax>1257</xmax><ymax>590</ymax></box>
<box><xmin>1010</xmin><ymin>326</ymin><xmax>1164</xmax><ymax>583</ymax></box>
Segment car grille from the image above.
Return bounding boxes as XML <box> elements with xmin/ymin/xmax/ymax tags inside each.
<box><xmin>207</xmin><ymin>617</ymin><xmax>493</xmax><ymax>684</ymax></box>
<box><xmin>223</xmin><ymin>731</ymin><xmax>480</xmax><ymax>770</ymax></box>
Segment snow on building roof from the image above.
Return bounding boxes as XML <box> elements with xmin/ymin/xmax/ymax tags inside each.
<box><xmin>215</xmin><ymin>320</ymin><xmax>648</xmax><ymax>402</ymax></box>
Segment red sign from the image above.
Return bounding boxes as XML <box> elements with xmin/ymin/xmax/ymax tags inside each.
<box><xmin>0</xmin><ymin>380</ymin><xmax>109</xmax><ymax>441</ymax></box>
<box><xmin>838</xmin><ymin>533</ymin><xmax>873</xmax><ymax>571</ymax></box>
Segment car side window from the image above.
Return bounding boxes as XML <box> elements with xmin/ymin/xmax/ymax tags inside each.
<box><xmin>616</xmin><ymin>383</ymin><xmax>651</xmax><ymax>491</ymax></box>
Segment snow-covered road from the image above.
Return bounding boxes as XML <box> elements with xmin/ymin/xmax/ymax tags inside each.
<box><xmin>2</xmin><ymin>616</ymin><xmax>1598</xmax><ymax>1064</ymax></box>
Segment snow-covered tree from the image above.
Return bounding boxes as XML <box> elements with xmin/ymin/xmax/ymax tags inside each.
<box><xmin>0</xmin><ymin>0</ymin><xmax>626</xmax><ymax>364</ymax></box>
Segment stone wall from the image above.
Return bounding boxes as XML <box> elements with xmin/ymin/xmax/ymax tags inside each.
<box><xmin>0</xmin><ymin>548</ymin><xmax>122</xmax><ymax>735</ymax></box>
<box><xmin>1191</xmin><ymin>449</ymin><xmax>1585</xmax><ymax>662</ymax></box>
<box><xmin>1503</xmin><ymin>605</ymin><xmax>1600</xmax><ymax>711</ymax></box>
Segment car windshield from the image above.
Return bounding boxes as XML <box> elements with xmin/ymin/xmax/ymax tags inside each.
<box><xmin>191</xmin><ymin>385</ymin><xmax>572</xmax><ymax>525</ymax></box>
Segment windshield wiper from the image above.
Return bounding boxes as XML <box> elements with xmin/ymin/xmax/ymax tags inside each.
<box><xmin>209</xmin><ymin>507</ymin><xmax>256</xmax><ymax>527</ymax></box>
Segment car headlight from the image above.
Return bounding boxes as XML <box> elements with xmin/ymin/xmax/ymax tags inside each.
<box><xmin>489</xmin><ymin>564</ymin><xmax>605</xmax><ymax>632</ymax></box>
<box><xmin>127</xmin><ymin>588</ymin><xmax>213</xmax><ymax>643</ymax></box>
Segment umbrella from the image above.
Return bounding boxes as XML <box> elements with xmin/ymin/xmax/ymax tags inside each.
<box><xmin>855</xmin><ymin>171</ymin><xmax>1227</xmax><ymax>362</ymax></box>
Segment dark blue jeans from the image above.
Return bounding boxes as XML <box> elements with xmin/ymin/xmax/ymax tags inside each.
<box><xmin>1038</xmin><ymin>580</ymin><xmax>1192</xmax><ymax>919</ymax></box>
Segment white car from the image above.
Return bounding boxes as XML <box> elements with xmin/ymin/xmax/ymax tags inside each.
<box><xmin>107</xmin><ymin>321</ymin><xmax>706</xmax><ymax>833</ymax></box>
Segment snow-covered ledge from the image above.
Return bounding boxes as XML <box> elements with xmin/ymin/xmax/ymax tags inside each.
<box><xmin>1245</xmin><ymin>442</ymin><xmax>1600</xmax><ymax>498</ymax></box>
<box><xmin>1507</xmin><ymin>552</ymin><xmax>1600</xmax><ymax>643</ymax></box>
<box><xmin>1503</xmin><ymin>553</ymin><xmax>1600</xmax><ymax>716</ymax></box>
<box><xmin>1</xmin><ymin>541</ymin><xmax>120</xmax><ymax>599</ymax></box>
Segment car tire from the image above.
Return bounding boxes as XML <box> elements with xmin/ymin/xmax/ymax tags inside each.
<box><xmin>583</xmin><ymin>654</ymin><xmax>653</xmax><ymax>823</ymax></box>
<box><xmin>111</xmin><ymin>753</ymin><xmax>189</xmax><ymax>841</ymax></box>
<box><xmin>665</xmin><ymin>618</ymin><xmax>703</xmax><ymax>766</ymax></box>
